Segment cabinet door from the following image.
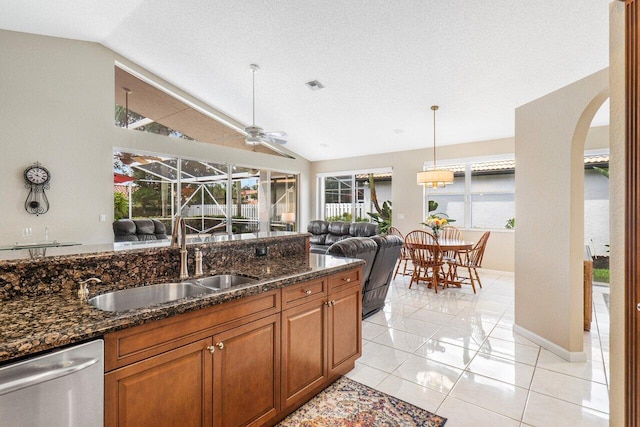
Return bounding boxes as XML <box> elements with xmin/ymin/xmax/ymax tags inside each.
<box><xmin>327</xmin><ymin>284</ymin><xmax>362</xmax><ymax>377</ymax></box>
<box><xmin>213</xmin><ymin>313</ymin><xmax>280</xmax><ymax>427</ymax></box>
<box><xmin>105</xmin><ymin>338</ymin><xmax>212</xmax><ymax>427</ymax></box>
<box><xmin>281</xmin><ymin>297</ymin><xmax>328</xmax><ymax>409</ymax></box>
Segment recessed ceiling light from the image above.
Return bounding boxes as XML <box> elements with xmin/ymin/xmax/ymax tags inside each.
<box><xmin>306</xmin><ymin>80</ymin><xmax>325</xmax><ymax>91</ymax></box>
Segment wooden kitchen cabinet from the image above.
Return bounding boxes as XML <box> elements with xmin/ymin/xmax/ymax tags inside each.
<box><xmin>105</xmin><ymin>338</ymin><xmax>213</xmax><ymax>427</ymax></box>
<box><xmin>280</xmin><ymin>270</ymin><xmax>362</xmax><ymax>414</ymax></box>
<box><xmin>103</xmin><ymin>267</ymin><xmax>362</xmax><ymax>427</ymax></box>
<box><xmin>281</xmin><ymin>295</ymin><xmax>328</xmax><ymax>409</ymax></box>
<box><xmin>327</xmin><ymin>283</ymin><xmax>362</xmax><ymax>377</ymax></box>
<box><xmin>213</xmin><ymin>313</ymin><xmax>280</xmax><ymax>427</ymax></box>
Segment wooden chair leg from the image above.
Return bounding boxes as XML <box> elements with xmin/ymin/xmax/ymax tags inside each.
<box><xmin>473</xmin><ymin>267</ymin><xmax>483</xmax><ymax>288</ymax></box>
<box><xmin>409</xmin><ymin>267</ymin><xmax>419</xmax><ymax>288</ymax></box>
<box><xmin>393</xmin><ymin>260</ymin><xmax>401</xmax><ymax>279</ymax></box>
<box><xmin>432</xmin><ymin>266</ymin><xmax>439</xmax><ymax>294</ymax></box>
<box><xmin>467</xmin><ymin>266</ymin><xmax>477</xmax><ymax>293</ymax></box>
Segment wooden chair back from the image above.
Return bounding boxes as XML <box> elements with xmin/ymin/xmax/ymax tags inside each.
<box><xmin>405</xmin><ymin>230</ymin><xmax>443</xmax><ymax>267</ymax></box>
<box><xmin>468</xmin><ymin>231</ymin><xmax>490</xmax><ymax>268</ymax></box>
<box><xmin>439</xmin><ymin>225</ymin><xmax>463</xmax><ymax>241</ymax></box>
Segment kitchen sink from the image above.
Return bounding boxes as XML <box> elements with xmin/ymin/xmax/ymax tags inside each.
<box><xmin>88</xmin><ymin>282</ymin><xmax>216</xmax><ymax>312</ymax></box>
<box><xmin>188</xmin><ymin>274</ymin><xmax>257</xmax><ymax>290</ymax></box>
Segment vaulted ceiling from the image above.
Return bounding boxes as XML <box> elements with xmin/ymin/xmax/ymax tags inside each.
<box><xmin>0</xmin><ymin>0</ymin><xmax>611</xmax><ymax>161</ymax></box>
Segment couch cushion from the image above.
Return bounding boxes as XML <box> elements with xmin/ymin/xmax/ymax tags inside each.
<box><xmin>307</xmin><ymin>220</ymin><xmax>329</xmax><ymax>234</ymax></box>
<box><xmin>326</xmin><ymin>237</ymin><xmax>378</xmax><ymax>280</ymax></box>
<box><xmin>325</xmin><ymin>233</ymin><xmax>350</xmax><ymax>245</ymax></box>
<box><xmin>366</xmin><ymin>235</ymin><xmax>403</xmax><ymax>292</ymax></box>
<box><xmin>327</xmin><ymin>222</ymin><xmax>352</xmax><ymax>235</ymax></box>
<box><xmin>152</xmin><ymin>219</ymin><xmax>168</xmax><ymax>240</ymax></box>
<box><xmin>349</xmin><ymin>222</ymin><xmax>378</xmax><ymax>237</ymax></box>
<box><xmin>113</xmin><ymin>219</ymin><xmax>138</xmax><ymax>242</ymax></box>
<box><xmin>309</xmin><ymin>234</ymin><xmax>327</xmax><ymax>245</ymax></box>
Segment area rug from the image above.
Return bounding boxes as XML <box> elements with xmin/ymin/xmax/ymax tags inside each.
<box><xmin>276</xmin><ymin>376</ymin><xmax>447</xmax><ymax>426</ymax></box>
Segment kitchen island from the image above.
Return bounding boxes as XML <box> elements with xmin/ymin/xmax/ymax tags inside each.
<box><xmin>0</xmin><ymin>232</ymin><xmax>364</xmax><ymax>426</ymax></box>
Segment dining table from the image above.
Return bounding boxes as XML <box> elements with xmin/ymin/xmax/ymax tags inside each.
<box><xmin>408</xmin><ymin>238</ymin><xmax>473</xmax><ymax>289</ymax></box>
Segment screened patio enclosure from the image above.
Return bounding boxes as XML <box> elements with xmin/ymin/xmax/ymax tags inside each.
<box><xmin>113</xmin><ymin>151</ymin><xmax>298</xmax><ymax>236</ymax></box>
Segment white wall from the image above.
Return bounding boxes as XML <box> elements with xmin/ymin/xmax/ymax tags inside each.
<box><xmin>515</xmin><ymin>68</ymin><xmax>609</xmax><ymax>358</ymax></box>
<box><xmin>0</xmin><ymin>30</ymin><xmax>311</xmax><ymax>247</ymax></box>
<box><xmin>609</xmin><ymin>2</ymin><xmax>625</xmax><ymax>424</ymax></box>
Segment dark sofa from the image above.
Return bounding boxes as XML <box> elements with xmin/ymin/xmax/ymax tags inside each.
<box><xmin>113</xmin><ymin>219</ymin><xmax>169</xmax><ymax>242</ymax></box>
<box><xmin>327</xmin><ymin>234</ymin><xmax>403</xmax><ymax>318</ymax></box>
<box><xmin>307</xmin><ymin>220</ymin><xmax>379</xmax><ymax>254</ymax></box>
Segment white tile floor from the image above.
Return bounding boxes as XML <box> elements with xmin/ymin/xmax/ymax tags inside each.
<box><xmin>346</xmin><ymin>271</ymin><xmax>610</xmax><ymax>427</ymax></box>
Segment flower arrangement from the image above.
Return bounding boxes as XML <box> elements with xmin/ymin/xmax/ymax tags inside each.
<box><xmin>421</xmin><ymin>213</ymin><xmax>453</xmax><ymax>235</ymax></box>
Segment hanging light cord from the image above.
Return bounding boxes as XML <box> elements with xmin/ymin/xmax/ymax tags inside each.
<box><xmin>431</xmin><ymin>105</ymin><xmax>439</xmax><ymax>169</ymax></box>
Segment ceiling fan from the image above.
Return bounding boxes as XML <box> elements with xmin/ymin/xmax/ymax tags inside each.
<box><xmin>244</xmin><ymin>64</ymin><xmax>288</xmax><ymax>149</ymax></box>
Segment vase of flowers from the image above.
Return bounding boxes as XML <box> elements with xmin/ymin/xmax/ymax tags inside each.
<box><xmin>421</xmin><ymin>213</ymin><xmax>452</xmax><ymax>236</ymax></box>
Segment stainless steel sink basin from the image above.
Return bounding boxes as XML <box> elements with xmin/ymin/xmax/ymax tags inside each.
<box><xmin>189</xmin><ymin>274</ymin><xmax>257</xmax><ymax>290</ymax></box>
<box><xmin>88</xmin><ymin>282</ymin><xmax>216</xmax><ymax>312</ymax></box>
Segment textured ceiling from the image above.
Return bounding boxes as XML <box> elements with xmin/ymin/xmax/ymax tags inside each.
<box><xmin>0</xmin><ymin>0</ymin><xmax>612</xmax><ymax>161</ymax></box>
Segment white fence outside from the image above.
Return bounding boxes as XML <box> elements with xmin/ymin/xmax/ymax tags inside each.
<box><xmin>185</xmin><ymin>204</ymin><xmax>294</xmax><ymax>219</ymax></box>
<box><xmin>185</xmin><ymin>204</ymin><xmax>257</xmax><ymax>218</ymax></box>
<box><xmin>324</xmin><ymin>203</ymin><xmax>368</xmax><ymax>220</ymax></box>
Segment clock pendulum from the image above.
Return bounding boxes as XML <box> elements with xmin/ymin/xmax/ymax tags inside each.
<box><xmin>23</xmin><ymin>161</ymin><xmax>51</xmax><ymax>215</ymax></box>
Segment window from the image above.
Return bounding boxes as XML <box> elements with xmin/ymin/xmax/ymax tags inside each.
<box><xmin>114</xmin><ymin>150</ymin><xmax>299</xmax><ymax>238</ymax></box>
<box><xmin>317</xmin><ymin>169</ymin><xmax>392</xmax><ymax>223</ymax></box>
<box><xmin>424</xmin><ymin>158</ymin><xmax>516</xmax><ymax>229</ymax></box>
<box><xmin>270</xmin><ymin>172</ymin><xmax>298</xmax><ymax>231</ymax></box>
<box><xmin>424</xmin><ymin>154</ymin><xmax>609</xmax><ymax>231</ymax></box>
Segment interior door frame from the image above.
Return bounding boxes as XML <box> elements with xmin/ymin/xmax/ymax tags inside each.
<box><xmin>624</xmin><ymin>0</ymin><xmax>640</xmax><ymax>425</ymax></box>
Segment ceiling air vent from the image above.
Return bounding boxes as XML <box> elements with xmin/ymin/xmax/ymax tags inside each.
<box><xmin>305</xmin><ymin>80</ymin><xmax>325</xmax><ymax>91</ymax></box>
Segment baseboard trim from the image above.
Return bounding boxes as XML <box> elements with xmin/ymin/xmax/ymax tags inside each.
<box><xmin>513</xmin><ymin>324</ymin><xmax>587</xmax><ymax>362</ymax></box>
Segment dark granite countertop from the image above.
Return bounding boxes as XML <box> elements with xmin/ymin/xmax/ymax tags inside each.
<box><xmin>0</xmin><ymin>253</ymin><xmax>363</xmax><ymax>364</ymax></box>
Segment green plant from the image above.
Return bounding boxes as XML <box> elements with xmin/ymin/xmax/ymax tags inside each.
<box><xmin>368</xmin><ymin>200</ymin><xmax>392</xmax><ymax>233</ymax></box>
<box><xmin>326</xmin><ymin>212</ymin><xmax>353</xmax><ymax>222</ymax></box>
<box><xmin>505</xmin><ymin>217</ymin><xmax>515</xmax><ymax>229</ymax></box>
<box><xmin>593</xmin><ymin>268</ymin><xmax>610</xmax><ymax>283</ymax></box>
<box><xmin>114</xmin><ymin>192</ymin><xmax>128</xmax><ymax>220</ymax></box>
<box><xmin>593</xmin><ymin>166</ymin><xmax>609</xmax><ymax>178</ymax></box>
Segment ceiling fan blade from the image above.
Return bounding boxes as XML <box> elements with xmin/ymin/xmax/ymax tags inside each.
<box><xmin>265</xmin><ymin>130</ymin><xmax>287</xmax><ymax>138</ymax></box>
<box><xmin>263</xmin><ymin>135</ymin><xmax>287</xmax><ymax>145</ymax></box>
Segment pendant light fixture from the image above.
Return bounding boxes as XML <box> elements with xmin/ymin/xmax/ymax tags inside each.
<box><xmin>417</xmin><ymin>105</ymin><xmax>454</xmax><ymax>188</ymax></box>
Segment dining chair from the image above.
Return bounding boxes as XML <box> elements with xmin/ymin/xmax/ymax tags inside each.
<box><xmin>388</xmin><ymin>226</ymin><xmax>412</xmax><ymax>278</ymax></box>
<box><xmin>438</xmin><ymin>225</ymin><xmax>464</xmax><ymax>282</ymax></box>
<box><xmin>439</xmin><ymin>225</ymin><xmax>463</xmax><ymax>241</ymax></box>
<box><xmin>405</xmin><ymin>230</ymin><xmax>444</xmax><ymax>293</ymax></box>
<box><xmin>452</xmin><ymin>231</ymin><xmax>490</xmax><ymax>293</ymax></box>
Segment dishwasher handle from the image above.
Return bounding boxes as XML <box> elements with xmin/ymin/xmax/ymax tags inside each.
<box><xmin>0</xmin><ymin>357</ymin><xmax>99</xmax><ymax>396</ymax></box>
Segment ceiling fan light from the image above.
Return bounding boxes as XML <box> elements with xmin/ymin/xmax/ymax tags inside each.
<box><xmin>245</xmin><ymin>136</ymin><xmax>261</xmax><ymax>146</ymax></box>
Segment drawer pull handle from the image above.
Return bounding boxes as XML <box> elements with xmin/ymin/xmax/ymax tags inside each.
<box><xmin>303</xmin><ymin>289</ymin><xmax>312</xmax><ymax>295</ymax></box>
<box><xmin>325</xmin><ymin>300</ymin><xmax>333</xmax><ymax>307</ymax></box>
<box><xmin>342</xmin><ymin>277</ymin><xmax>352</xmax><ymax>282</ymax></box>
<box><xmin>216</xmin><ymin>342</ymin><xmax>224</xmax><ymax>350</ymax></box>
<box><xmin>206</xmin><ymin>345</ymin><xmax>216</xmax><ymax>354</ymax></box>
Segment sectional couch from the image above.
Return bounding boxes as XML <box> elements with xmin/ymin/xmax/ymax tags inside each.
<box><xmin>307</xmin><ymin>220</ymin><xmax>379</xmax><ymax>254</ymax></box>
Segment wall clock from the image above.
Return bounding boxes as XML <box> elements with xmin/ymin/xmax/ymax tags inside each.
<box><xmin>24</xmin><ymin>161</ymin><xmax>50</xmax><ymax>215</ymax></box>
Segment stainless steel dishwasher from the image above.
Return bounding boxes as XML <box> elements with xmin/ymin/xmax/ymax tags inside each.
<box><xmin>0</xmin><ymin>339</ymin><xmax>103</xmax><ymax>427</ymax></box>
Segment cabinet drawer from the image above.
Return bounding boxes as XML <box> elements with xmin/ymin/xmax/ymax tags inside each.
<box><xmin>105</xmin><ymin>289</ymin><xmax>280</xmax><ymax>371</ymax></box>
<box><xmin>282</xmin><ymin>279</ymin><xmax>326</xmax><ymax>309</ymax></box>
<box><xmin>328</xmin><ymin>268</ymin><xmax>360</xmax><ymax>292</ymax></box>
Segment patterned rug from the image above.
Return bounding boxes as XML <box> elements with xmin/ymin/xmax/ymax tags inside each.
<box><xmin>276</xmin><ymin>377</ymin><xmax>447</xmax><ymax>426</ymax></box>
